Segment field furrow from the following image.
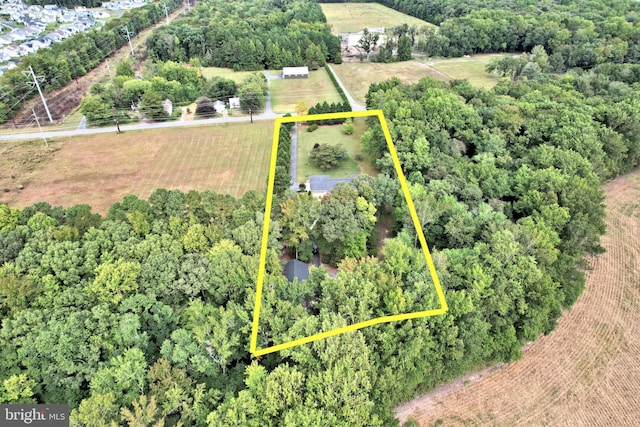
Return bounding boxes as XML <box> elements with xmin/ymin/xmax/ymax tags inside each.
<box><xmin>396</xmin><ymin>170</ymin><xmax>640</xmax><ymax>426</ymax></box>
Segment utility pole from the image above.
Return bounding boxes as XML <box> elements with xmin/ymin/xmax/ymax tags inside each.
<box><xmin>162</xmin><ymin>3</ymin><xmax>170</xmax><ymax>24</ymax></box>
<box><xmin>24</xmin><ymin>66</ymin><xmax>53</xmax><ymax>123</ymax></box>
<box><xmin>106</xmin><ymin>59</ymin><xmax>113</xmax><ymax>82</ymax></box>
<box><xmin>32</xmin><ymin>108</ymin><xmax>48</xmax><ymax>147</ymax></box>
<box><xmin>121</xmin><ymin>26</ymin><xmax>135</xmax><ymax>57</ymax></box>
<box><xmin>113</xmin><ymin>108</ymin><xmax>121</xmax><ymax>133</ymax></box>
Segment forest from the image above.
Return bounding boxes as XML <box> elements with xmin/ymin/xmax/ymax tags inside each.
<box><xmin>145</xmin><ymin>0</ymin><xmax>341</xmax><ymax>70</ymax></box>
<box><xmin>327</xmin><ymin>0</ymin><xmax>640</xmax><ymax>67</ymax></box>
<box><xmin>2</xmin><ymin>0</ymin><xmax>640</xmax><ymax>425</ymax></box>
<box><xmin>2</xmin><ymin>58</ymin><xmax>640</xmax><ymax>423</ymax></box>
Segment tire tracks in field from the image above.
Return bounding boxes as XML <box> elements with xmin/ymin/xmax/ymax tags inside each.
<box><xmin>395</xmin><ymin>170</ymin><xmax>640</xmax><ymax>426</ymax></box>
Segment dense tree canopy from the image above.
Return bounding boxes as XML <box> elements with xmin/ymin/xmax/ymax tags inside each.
<box><xmin>146</xmin><ymin>0</ymin><xmax>341</xmax><ymax>71</ymax></box>
<box><xmin>324</xmin><ymin>0</ymin><xmax>640</xmax><ymax>69</ymax></box>
<box><xmin>2</xmin><ymin>0</ymin><xmax>640</xmax><ymax>425</ymax></box>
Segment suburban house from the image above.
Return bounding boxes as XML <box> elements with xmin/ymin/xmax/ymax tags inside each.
<box><xmin>0</xmin><ymin>1</ymin><xmax>104</xmax><ymax>65</ymax></box>
<box><xmin>306</xmin><ymin>174</ymin><xmax>359</xmax><ymax>198</ymax></box>
<box><xmin>93</xmin><ymin>11</ymin><xmax>110</xmax><ymax>19</ymax></box>
<box><xmin>229</xmin><ymin>97</ymin><xmax>240</xmax><ymax>109</ymax></box>
<box><xmin>283</xmin><ymin>259</ymin><xmax>309</xmax><ymax>283</ymax></box>
<box><xmin>283</xmin><ymin>66</ymin><xmax>309</xmax><ymax>79</ymax></box>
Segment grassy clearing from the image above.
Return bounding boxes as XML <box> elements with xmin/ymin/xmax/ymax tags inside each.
<box><xmin>0</xmin><ymin>122</ymin><xmax>273</xmax><ymax>214</ymax></box>
<box><xmin>330</xmin><ymin>60</ymin><xmax>445</xmax><ymax>105</ymax></box>
<box><xmin>296</xmin><ymin>118</ymin><xmax>376</xmax><ymax>183</ymax></box>
<box><xmin>331</xmin><ymin>54</ymin><xmax>510</xmax><ymax>104</ymax></box>
<box><xmin>320</xmin><ymin>3</ymin><xmax>434</xmax><ymax>34</ymax></box>
<box><xmin>201</xmin><ymin>67</ymin><xmax>263</xmax><ymax>84</ymax></box>
<box><xmin>270</xmin><ymin>68</ymin><xmax>343</xmax><ymax>114</ymax></box>
<box><xmin>425</xmin><ymin>54</ymin><xmax>511</xmax><ymax>88</ymax></box>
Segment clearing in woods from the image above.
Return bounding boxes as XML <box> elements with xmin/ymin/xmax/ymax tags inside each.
<box><xmin>395</xmin><ymin>169</ymin><xmax>640</xmax><ymax>426</ymax></box>
<box><xmin>0</xmin><ymin>121</ymin><xmax>273</xmax><ymax>214</ymax></box>
<box><xmin>200</xmin><ymin>67</ymin><xmax>263</xmax><ymax>84</ymax></box>
<box><xmin>295</xmin><ymin>118</ymin><xmax>376</xmax><ymax>183</ymax></box>
<box><xmin>331</xmin><ymin>54</ymin><xmax>508</xmax><ymax>105</ymax></box>
<box><xmin>320</xmin><ymin>3</ymin><xmax>434</xmax><ymax>34</ymax></box>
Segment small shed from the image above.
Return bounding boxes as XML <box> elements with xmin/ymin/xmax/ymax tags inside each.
<box><xmin>283</xmin><ymin>66</ymin><xmax>309</xmax><ymax>79</ymax></box>
<box><xmin>213</xmin><ymin>100</ymin><xmax>226</xmax><ymax>113</ymax></box>
<box><xmin>229</xmin><ymin>97</ymin><xmax>240</xmax><ymax>109</ymax></box>
<box><xmin>283</xmin><ymin>259</ymin><xmax>309</xmax><ymax>283</ymax></box>
<box><xmin>162</xmin><ymin>99</ymin><xmax>173</xmax><ymax>116</ymax></box>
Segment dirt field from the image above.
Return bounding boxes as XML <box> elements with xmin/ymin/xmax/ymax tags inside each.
<box><xmin>0</xmin><ymin>121</ymin><xmax>273</xmax><ymax>214</ymax></box>
<box><xmin>320</xmin><ymin>3</ymin><xmax>433</xmax><ymax>34</ymax></box>
<box><xmin>396</xmin><ymin>170</ymin><xmax>640</xmax><ymax>426</ymax></box>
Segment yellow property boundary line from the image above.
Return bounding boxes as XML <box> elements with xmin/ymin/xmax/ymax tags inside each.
<box><xmin>250</xmin><ymin>109</ymin><xmax>448</xmax><ymax>357</ymax></box>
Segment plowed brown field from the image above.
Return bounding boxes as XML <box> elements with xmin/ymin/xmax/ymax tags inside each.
<box><xmin>396</xmin><ymin>170</ymin><xmax>640</xmax><ymax>426</ymax></box>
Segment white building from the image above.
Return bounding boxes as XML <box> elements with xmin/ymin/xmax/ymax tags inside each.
<box><xmin>283</xmin><ymin>66</ymin><xmax>309</xmax><ymax>79</ymax></box>
<box><xmin>229</xmin><ymin>97</ymin><xmax>240</xmax><ymax>109</ymax></box>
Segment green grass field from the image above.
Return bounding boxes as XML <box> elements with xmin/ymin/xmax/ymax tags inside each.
<box><xmin>296</xmin><ymin>119</ymin><xmax>376</xmax><ymax>183</ymax></box>
<box><xmin>1</xmin><ymin>122</ymin><xmax>273</xmax><ymax>213</ymax></box>
<box><xmin>320</xmin><ymin>3</ymin><xmax>434</xmax><ymax>34</ymax></box>
<box><xmin>331</xmin><ymin>54</ymin><xmax>509</xmax><ymax>104</ymax></box>
<box><xmin>270</xmin><ymin>68</ymin><xmax>344</xmax><ymax>114</ymax></box>
<box><xmin>425</xmin><ymin>54</ymin><xmax>511</xmax><ymax>88</ymax></box>
<box><xmin>201</xmin><ymin>67</ymin><xmax>263</xmax><ymax>84</ymax></box>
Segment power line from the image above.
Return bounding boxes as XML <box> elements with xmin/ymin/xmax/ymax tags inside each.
<box><xmin>31</xmin><ymin>108</ymin><xmax>48</xmax><ymax>147</ymax></box>
<box><xmin>23</xmin><ymin>66</ymin><xmax>53</xmax><ymax>123</ymax></box>
<box><xmin>120</xmin><ymin>26</ymin><xmax>135</xmax><ymax>57</ymax></box>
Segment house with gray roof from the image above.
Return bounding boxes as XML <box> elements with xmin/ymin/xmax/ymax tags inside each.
<box><xmin>306</xmin><ymin>174</ymin><xmax>359</xmax><ymax>198</ymax></box>
<box><xmin>283</xmin><ymin>259</ymin><xmax>309</xmax><ymax>283</ymax></box>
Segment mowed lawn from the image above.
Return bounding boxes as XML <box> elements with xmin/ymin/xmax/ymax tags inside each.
<box><xmin>201</xmin><ymin>67</ymin><xmax>264</xmax><ymax>84</ymax></box>
<box><xmin>426</xmin><ymin>54</ymin><xmax>512</xmax><ymax>88</ymax></box>
<box><xmin>1</xmin><ymin>122</ymin><xmax>273</xmax><ymax>214</ymax></box>
<box><xmin>296</xmin><ymin>118</ymin><xmax>376</xmax><ymax>183</ymax></box>
<box><xmin>320</xmin><ymin>3</ymin><xmax>434</xmax><ymax>34</ymax></box>
<box><xmin>330</xmin><ymin>61</ymin><xmax>446</xmax><ymax>105</ymax></box>
<box><xmin>270</xmin><ymin>68</ymin><xmax>343</xmax><ymax>114</ymax></box>
<box><xmin>332</xmin><ymin>54</ymin><xmax>509</xmax><ymax>104</ymax></box>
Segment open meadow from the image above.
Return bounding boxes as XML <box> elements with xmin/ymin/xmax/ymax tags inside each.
<box><xmin>200</xmin><ymin>67</ymin><xmax>263</xmax><ymax>84</ymax></box>
<box><xmin>396</xmin><ymin>169</ymin><xmax>640</xmax><ymax>426</ymax></box>
<box><xmin>0</xmin><ymin>121</ymin><xmax>273</xmax><ymax>214</ymax></box>
<box><xmin>331</xmin><ymin>54</ymin><xmax>509</xmax><ymax>104</ymax></box>
<box><xmin>296</xmin><ymin>118</ymin><xmax>376</xmax><ymax>183</ymax></box>
<box><xmin>269</xmin><ymin>69</ymin><xmax>343</xmax><ymax>114</ymax></box>
<box><xmin>425</xmin><ymin>54</ymin><xmax>512</xmax><ymax>88</ymax></box>
<box><xmin>320</xmin><ymin>2</ymin><xmax>433</xmax><ymax>33</ymax></box>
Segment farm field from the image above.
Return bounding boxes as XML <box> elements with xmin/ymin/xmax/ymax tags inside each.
<box><xmin>296</xmin><ymin>118</ymin><xmax>375</xmax><ymax>183</ymax></box>
<box><xmin>200</xmin><ymin>67</ymin><xmax>263</xmax><ymax>84</ymax></box>
<box><xmin>331</xmin><ymin>54</ymin><xmax>509</xmax><ymax>104</ymax></box>
<box><xmin>0</xmin><ymin>121</ymin><xmax>273</xmax><ymax>214</ymax></box>
<box><xmin>320</xmin><ymin>2</ymin><xmax>433</xmax><ymax>34</ymax></box>
<box><xmin>269</xmin><ymin>69</ymin><xmax>343</xmax><ymax>114</ymax></box>
<box><xmin>396</xmin><ymin>169</ymin><xmax>640</xmax><ymax>426</ymax></box>
<box><xmin>332</xmin><ymin>54</ymin><xmax>509</xmax><ymax>105</ymax></box>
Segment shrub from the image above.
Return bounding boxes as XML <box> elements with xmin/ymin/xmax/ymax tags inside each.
<box><xmin>309</xmin><ymin>143</ymin><xmax>347</xmax><ymax>170</ymax></box>
<box><xmin>307</xmin><ymin>123</ymin><xmax>319</xmax><ymax>132</ymax></box>
<box><xmin>342</xmin><ymin>118</ymin><xmax>354</xmax><ymax>135</ymax></box>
